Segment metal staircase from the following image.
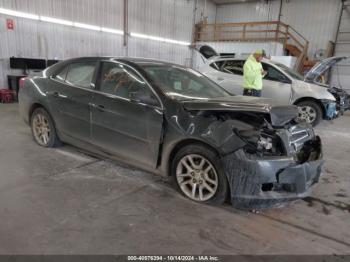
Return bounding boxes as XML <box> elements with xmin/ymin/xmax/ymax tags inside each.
<box><xmin>194</xmin><ymin>20</ymin><xmax>310</xmax><ymax>73</ymax></box>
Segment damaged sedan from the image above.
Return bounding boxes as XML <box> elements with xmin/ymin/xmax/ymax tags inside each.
<box><xmin>18</xmin><ymin>57</ymin><xmax>323</xmax><ymax>209</ymax></box>
<box><xmin>197</xmin><ymin>45</ymin><xmax>349</xmax><ymax>126</ymax></box>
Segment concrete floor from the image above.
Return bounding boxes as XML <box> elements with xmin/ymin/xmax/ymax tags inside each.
<box><xmin>0</xmin><ymin>103</ymin><xmax>349</xmax><ymax>255</ymax></box>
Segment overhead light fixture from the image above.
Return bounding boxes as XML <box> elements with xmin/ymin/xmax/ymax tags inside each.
<box><xmin>73</xmin><ymin>22</ymin><xmax>100</xmax><ymax>31</ymax></box>
<box><xmin>40</xmin><ymin>16</ymin><xmax>73</xmax><ymax>26</ymax></box>
<box><xmin>130</xmin><ymin>32</ymin><xmax>149</xmax><ymax>39</ymax></box>
<box><xmin>101</xmin><ymin>27</ymin><xmax>123</xmax><ymax>35</ymax></box>
<box><xmin>0</xmin><ymin>7</ymin><xmax>189</xmax><ymax>46</ymax></box>
<box><xmin>130</xmin><ymin>32</ymin><xmax>190</xmax><ymax>46</ymax></box>
<box><xmin>0</xmin><ymin>7</ymin><xmax>39</xmax><ymax>20</ymax></box>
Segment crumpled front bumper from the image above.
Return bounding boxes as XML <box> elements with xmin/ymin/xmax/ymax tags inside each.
<box><xmin>223</xmin><ymin>136</ymin><xmax>323</xmax><ymax>209</ymax></box>
<box><xmin>325</xmin><ymin>88</ymin><xmax>350</xmax><ymax>118</ymax></box>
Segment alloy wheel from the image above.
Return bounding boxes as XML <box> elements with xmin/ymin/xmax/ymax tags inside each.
<box><xmin>297</xmin><ymin>106</ymin><xmax>317</xmax><ymax>124</ymax></box>
<box><xmin>176</xmin><ymin>154</ymin><xmax>218</xmax><ymax>202</ymax></box>
<box><xmin>32</xmin><ymin>113</ymin><xmax>51</xmax><ymax>146</ymax></box>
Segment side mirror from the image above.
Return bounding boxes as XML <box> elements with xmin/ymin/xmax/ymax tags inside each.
<box><xmin>130</xmin><ymin>91</ymin><xmax>159</xmax><ymax>107</ymax></box>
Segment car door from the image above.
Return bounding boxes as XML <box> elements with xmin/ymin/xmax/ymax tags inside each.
<box><xmin>261</xmin><ymin>63</ymin><xmax>292</xmax><ymax>104</ymax></box>
<box><xmin>90</xmin><ymin>61</ymin><xmax>163</xmax><ymax>168</ymax></box>
<box><xmin>213</xmin><ymin>60</ymin><xmax>246</xmax><ymax>95</ymax></box>
<box><xmin>47</xmin><ymin>61</ymin><xmax>97</xmax><ymax>141</ymax></box>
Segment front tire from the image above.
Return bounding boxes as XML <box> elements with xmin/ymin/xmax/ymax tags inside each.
<box><xmin>31</xmin><ymin>108</ymin><xmax>60</xmax><ymax>147</ymax></box>
<box><xmin>171</xmin><ymin>144</ymin><xmax>228</xmax><ymax>205</ymax></box>
<box><xmin>296</xmin><ymin>100</ymin><xmax>322</xmax><ymax>126</ymax></box>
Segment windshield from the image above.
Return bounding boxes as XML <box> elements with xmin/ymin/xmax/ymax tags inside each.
<box><xmin>273</xmin><ymin>62</ymin><xmax>304</xmax><ymax>81</ymax></box>
<box><xmin>142</xmin><ymin>65</ymin><xmax>231</xmax><ymax>100</ymax></box>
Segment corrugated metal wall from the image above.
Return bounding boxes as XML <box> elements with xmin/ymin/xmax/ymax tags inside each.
<box><xmin>331</xmin><ymin>0</ymin><xmax>350</xmax><ymax>91</ymax></box>
<box><xmin>216</xmin><ymin>0</ymin><xmax>279</xmax><ymax>23</ymax></box>
<box><xmin>216</xmin><ymin>0</ymin><xmax>342</xmax><ymax>58</ymax></box>
<box><xmin>280</xmin><ymin>0</ymin><xmax>342</xmax><ymax>59</ymax></box>
<box><xmin>0</xmin><ymin>0</ymin><xmax>216</xmax><ymax>87</ymax></box>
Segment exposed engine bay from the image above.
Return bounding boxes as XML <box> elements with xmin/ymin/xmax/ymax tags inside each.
<box><xmin>194</xmin><ymin>108</ymin><xmax>323</xmax><ymax>209</ymax></box>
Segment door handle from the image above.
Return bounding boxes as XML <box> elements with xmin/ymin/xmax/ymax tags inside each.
<box><xmin>217</xmin><ymin>77</ymin><xmax>224</xmax><ymax>81</ymax></box>
<box><xmin>48</xmin><ymin>91</ymin><xmax>67</xmax><ymax>98</ymax></box>
<box><xmin>96</xmin><ymin>104</ymin><xmax>105</xmax><ymax>112</ymax></box>
<box><xmin>89</xmin><ymin>103</ymin><xmax>105</xmax><ymax>112</ymax></box>
<box><xmin>51</xmin><ymin>92</ymin><xmax>59</xmax><ymax>97</ymax></box>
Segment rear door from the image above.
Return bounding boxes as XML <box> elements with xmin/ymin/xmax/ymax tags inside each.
<box><xmin>211</xmin><ymin>59</ymin><xmax>246</xmax><ymax>95</ymax></box>
<box><xmin>47</xmin><ymin>61</ymin><xmax>97</xmax><ymax>141</ymax></box>
<box><xmin>90</xmin><ymin>61</ymin><xmax>163</xmax><ymax>168</ymax></box>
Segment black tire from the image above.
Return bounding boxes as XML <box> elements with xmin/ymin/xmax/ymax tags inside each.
<box><xmin>296</xmin><ymin>100</ymin><xmax>323</xmax><ymax>127</ymax></box>
<box><xmin>171</xmin><ymin>144</ymin><xmax>228</xmax><ymax>205</ymax></box>
<box><xmin>31</xmin><ymin>108</ymin><xmax>61</xmax><ymax>148</ymax></box>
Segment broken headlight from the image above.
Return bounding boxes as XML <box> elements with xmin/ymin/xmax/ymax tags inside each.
<box><xmin>234</xmin><ymin>128</ymin><xmax>284</xmax><ymax>156</ymax></box>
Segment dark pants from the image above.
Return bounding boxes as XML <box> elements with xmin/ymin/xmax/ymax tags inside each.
<box><xmin>243</xmin><ymin>88</ymin><xmax>261</xmax><ymax>97</ymax></box>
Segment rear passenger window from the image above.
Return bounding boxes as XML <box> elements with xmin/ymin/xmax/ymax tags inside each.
<box><xmin>65</xmin><ymin>62</ymin><xmax>96</xmax><ymax>88</ymax></box>
<box><xmin>209</xmin><ymin>61</ymin><xmax>224</xmax><ymax>71</ymax></box>
<box><xmin>222</xmin><ymin>60</ymin><xmax>244</xmax><ymax>75</ymax></box>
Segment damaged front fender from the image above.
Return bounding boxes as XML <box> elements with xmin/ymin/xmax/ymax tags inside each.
<box><xmin>222</xmin><ymin>136</ymin><xmax>323</xmax><ymax>209</ymax></box>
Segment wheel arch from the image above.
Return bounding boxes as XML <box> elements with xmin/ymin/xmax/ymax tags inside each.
<box><xmin>28</xmin><ymin>103</ymin><xmax>47</xmax><ymax>121</ymax></box>
<box><xmin>293</xmin><ymin>97</ymin><xmax>326</xmax><ymax>119</ymax></box>
<box><xmin>28</xmin><ymin>102</ymin><xmax>60</xmax><ymax>135</ymax></box>
<box><xmin>165</xmin><ymin>138</ymin><xmax>222</xmax><ymax>177</ymax></box>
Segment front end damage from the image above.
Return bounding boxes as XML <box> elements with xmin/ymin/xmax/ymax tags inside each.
<box><xmin>223</xmin><ymin>123</ymin><xmax>323</xmax><ymax>209</ymax></box>
<box><xmin>327</xmin><ymin>86</ymin><xmax>350</xmax><ymax>117</ymax></box>
<box><xmin>192</xmin><ymin>103</ymin><xmax>323</xmax><ymax>209</ymax></box>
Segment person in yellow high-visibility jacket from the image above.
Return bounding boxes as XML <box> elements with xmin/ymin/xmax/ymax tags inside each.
<box><xmin>243</xmin><ymin>49</ymin><xmax>267</xmax><ymax>97</ymax></box>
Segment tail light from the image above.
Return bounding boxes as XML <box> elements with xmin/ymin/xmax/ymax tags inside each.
<box><xmin>19</xmin><ymin>77</ymin><xmax>27</xmax><ymax>88</ymax></box>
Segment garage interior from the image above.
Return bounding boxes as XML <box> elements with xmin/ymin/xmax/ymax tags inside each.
<box><xmin>0</xmin><ymin>0</ymin><xmax>350</xmax><ymax>258</ymax></box>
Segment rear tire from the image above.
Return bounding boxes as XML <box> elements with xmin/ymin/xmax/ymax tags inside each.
<box><xmin>296</xmin><ymin>100</ymin><xmax>322</xmax><ymax>126</ymax></box>
<box><xmin>171</xmin><ymin>144</ymin><xmax>228</xmax><ymax>205</ymax></box>
<box><xmin>31</xmin><ymin>108</ymin><xmax>61</xmax><ymax>147</ymax></box>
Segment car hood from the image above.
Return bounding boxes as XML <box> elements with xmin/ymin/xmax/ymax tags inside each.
<box><xmin>304</xmin><ymin>56</ymin><xmax>348</xmax><ymax>83</ymax></box>
<box><xmin>181</xmin><ymin>96</ymin><xmax>298</xmax><ymax>127</ymax></box>
<box><xmin>292</xmin><ymin>80</ymin><xmax>337</xmax><ymax>101</ymax></box>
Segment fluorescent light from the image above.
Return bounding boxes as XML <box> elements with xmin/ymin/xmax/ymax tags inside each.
<box><xmin>131</xmin><ymin>32</ymin><xmax>190</xmax><ymax>46</ymax></box>
<box><xmin>74</xmin><ymin>22</ymin><xmax>101</xmax><ymax>31</ymax></box>
<box><xmin>0</xmin><ymin>7</ymin><xmax>39</xmax><ymax>20</ymax></box>
<box><xmin>149</xmin><ymin>36</ymin><xmax>165</xmax><ymax>42</ymax></box>
<box><xmin>130</xmin><ymin>32</ymin><xmax>149</xmax><ymax>39</ymax></box>
<box><xmin>40</xmin><ymin>16</ymin><xmax>73</xmax><ymax>26</ymax></box>
<box><xmin>101</xmin><ymin>27</ymin><xmax>123</xmax><ymax>35</ymax></box>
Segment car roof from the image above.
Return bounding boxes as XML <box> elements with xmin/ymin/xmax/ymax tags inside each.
<box><xmin>208</xmin><ymin>56</ymin><xmax>276</xmax><ymax>65</ymax></box>
<box><xmin>45</xmin><ymin>56</ymin><xmax>188</xmax><ymax>76</ymax></box>
<box><xmin>63</xmin><ymin>56</ymin><xmax>184</xmax><ymax>67</ymax></box>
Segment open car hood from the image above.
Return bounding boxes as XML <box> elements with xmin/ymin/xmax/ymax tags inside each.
<box><xmin>182</xmin><ymin>96</ymin><xmax>298</xmax><ymax>127</ymax></box>
<box><xmin>304</xmin><ymin>56</ymin><xmax>348</xmax><ymax>83</ymax></box>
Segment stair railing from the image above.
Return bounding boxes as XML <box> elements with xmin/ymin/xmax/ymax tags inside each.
<box><xmin>194</xmin><ymin>21</ymin><xmax>309</xmax><ymax>73</ymax></box>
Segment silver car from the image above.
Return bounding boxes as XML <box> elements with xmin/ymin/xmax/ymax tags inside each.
<box><xmin>197</xmin><ymin>45</ymin><xmax>349</xmax><ymax>126</ymax></box>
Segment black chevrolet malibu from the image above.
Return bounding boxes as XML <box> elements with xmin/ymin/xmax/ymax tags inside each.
<box><xmin>18</xmin><ymin>57</ymin><xmax>324</xmax><ymax>209</ymax></box>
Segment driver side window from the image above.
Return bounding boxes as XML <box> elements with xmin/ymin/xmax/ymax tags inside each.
<box><xmin>262</xmin><ymin>63</ymin><xmax>291</xmax><ymax>83</ymax></box>
<box><xmin>97</xmin><ymin>62</ymin><xmax>157</xmax><ymax>104</ymax></box>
